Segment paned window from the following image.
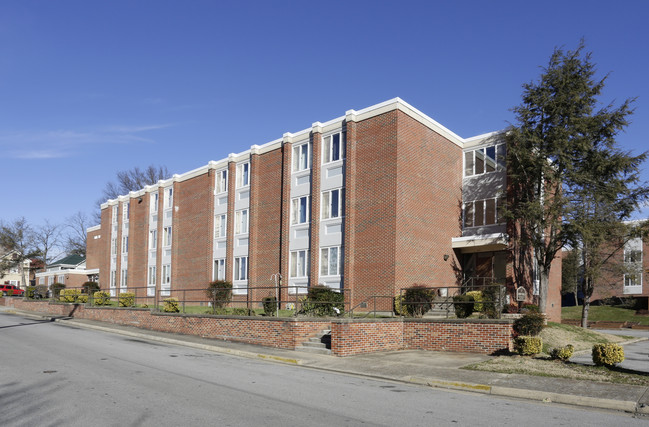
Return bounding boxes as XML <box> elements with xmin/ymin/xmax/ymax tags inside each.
<box><xmin>163</xmin><ymin>226</ymin><xmax>172</xmax><ymax>247</ymax></box>
<box><xmin>214</xmin><ymin>259</ymin><xmax>225</xmax><ymax>281</ymax></box>
<box><xmin>323</xmin><ymin>132</ymin><xmax>345</xmax><ymax>163</ymax></box>
<box><xmin>148</xmin><ymin>266</ymin><xmax>156</xmax><ymax>285</ymax></box>
<box><xmin>290</xmin><ymin>250</ymin><xmax>310</xmax><ymax>278</ymax></box>
<box><xmin>235</xmin><ymin>209</ymin><xmax>248</xmax><ymax>234</ymax></box>
<box><xmin>123</xmin><ymin>203</ymin><xmax>129</xmax><ymax>221</ymax></box>
<box><xmin>216</xmin><ymin>169</ymin><xmax>228</xmax><ymax>193</ymax></box>
<box><xmin>165</xmin><ymin>188</ymin><xmax>173</xmax><ymax>209</ymax></box>
<box><xmin>111</xmin><ymin>238</ymin><xmax>117</xmax><ymax>255</ymax></box>
<box><xmin>236</xmin><ymin>162</ymin><xmax>249</xmax><ymax>188</ymax></box>
<box><xmin>57</xmin><ymin>275</ymin><xmax>65</xmax><ymax>284</ymax></box>
<box><xmin>624</xmin><ymin>249</ymin><xmax>642</xmax><ymax>263</ymax></box>
<box><xmin>464</xmin><ymin>144</ymin><xmax>506</xmax><ymax>177</ymax></box>
<box><xmin>120</xmin><ymin>269</ymin><xmax>128</xmax><ymax>288</ymax></box>
<box><xmin>234</xmin><ymin>257</ymin><xmax>248</xmax><ymax>281</ymax></box>
<box><xmin>215</xmin><ymin>214</ymin><xmax>227</xmax><ymax>238</ymax></box>
<box><xmin>320</xmin><ymin>246</ymin><xmax>342</xmax><ymax>276</ymax></box>
<box><xmin>122</xmin><ymin>236</ymin><xmax>129</xmax><ymax>254</ymax></box>
<box><xmin>150</xmin><ymin>193</ymin><xmax>159</xmax><ymax>213</ymax></box>
<box><xmin>624</xmin><ymin>274</ymin><xmax>640</xmax><ymax>287</ymax></box>
<box><xmin>291</xmin><ymin>196</ymin><xmax>310</xmax><ymax>225</ymax></box>
<box><xmin>322</xmin><ymin>189</ymin><xmax>344</xmax><ymax>219</ymax></box>
<box><xmin>293</xmin><ymin>142</ymin><xmax>311</xmax><ymax>171</ymax></box>
<box><xmin>149</xmin><ymin>229</ymin><xmax>157</xmax><ymax>249</ymax></box>
<box><xmin>112</xmin><ymin>206</ymin><xmax>118</xmax><ymax>223</ymax></box>
<box><xmin>162</xmin><ymin>264</ymin><xmax>171</xmax><ymax>285</ymax></box>
<box><xmin>463</xmin><ymin>198</ymin><xmax>506</xmax><ymax>228</ymax></box>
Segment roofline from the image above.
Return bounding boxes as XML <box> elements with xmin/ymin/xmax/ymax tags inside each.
<box><xmin>101</xmin><ymin>98</ymin><xmax>500</xmax><ymax>208</ymax></box>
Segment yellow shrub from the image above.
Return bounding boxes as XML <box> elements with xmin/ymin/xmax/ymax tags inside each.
<box><xmin>60</xmin><ymin>289</ymin><xmax>81</xmax><ymax>303</ymax></box>
<box><xmin>514</xmin><ymin>336</ymin><xmax>542</xmax><ymax>356</ymax></box>
<box><xmin>163</xmin><ymin>297</ymin><xmax>180</xmax><ymax>313</ymax></box>
<box><xmin>550</xmin><ymin>344</ymin><xmax>574</xmax><ymax>361</ymax></box>
<box><xmin>93</xmin><ymin>291</ymin><xmax>111</xmax><ymax>306</ymax></box>
<box><xmin>118</xmin><ymin>292</ymin><xmax>135</xmax><ymax>307</ymax></box>
<box><xmin>592</xmin><ymin>343</ymin><xmax>624</xmax><ymax>367</ymax></box>
<box><xmin>466</xmin><ymin>291</ymin><xmax>483</xmax><ymax>312</ymax></box>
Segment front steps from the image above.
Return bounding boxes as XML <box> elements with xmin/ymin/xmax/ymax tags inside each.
<box><xmin>296</xmin><ymin>329</ymin><xmax>331</xmax><ymax>355</ymax></box>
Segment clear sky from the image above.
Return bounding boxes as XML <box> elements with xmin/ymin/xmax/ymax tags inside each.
<box><xmin>2</xmin><ymin>0</ymin><xmax>648</xmax><ymax>230</ymax></box>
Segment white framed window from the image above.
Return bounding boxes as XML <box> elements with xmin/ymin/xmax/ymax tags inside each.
<box><xmin>463</xmin><ymin>197</ymin><xmax>505</xmax><ymax>228</ymax></box>
<box><xmin>165</xmin><ymin>187</ymin><xmax>173</xmax><ymax>209</ymax></box>
<box><xmin>323</xmin><ymin>132</ymin><xmax>345</xmax><ymax>164</ymax></box>
<box><xmin>57</xmin><ymin>275</ymin><xmax>65</xmax><ymax>284</ymax></box>
<box><xmin>163</xmin><ymin>226</ymin><xmax>172</xmax><ymax>247</ymax></box>
<box><xmin>234</xmin><ymin>256</ymin><xmax>248</xmax><ymax>281</ymax></box>
<box><xmin>123</xmin><ymin>203</ymin><xmax>130</xmax><ymax>222</ymax></box>
<box><xmin>109</xmin><ymin>270</ymin><xmax>116</xmax><ymax>296</ymax></box>
<box><xmin>216</xmin><ymin>169</ymin><xmax>228</xmax><ymax>193</ymax></box>
<box><xmin>624</xmin><ymin>249</ymin><xmax>642</xmax><ymax>263</ymax></box>
<box><xmin>149</xmin><ymin>229</ymin><xmax>157</xmax><ymax>249</ymax></box>
<box><xmin>48</xmin><ymin>276</ymin><xmax>54</xmax><ymax>286</ymax></box>
<box><xmin>292</xmin><ymin>142</ymin><xmax>311</xmax><ymax>172</ymax></box>
<box><xmin>122</xmin><ymin>235</ymin><xmax>129</xmax><ymax>254</ymax></box>
<box><xmin>38</xmin><ymin>277</ymin><xmax>44</xmax><ymax>285</ymax></box>
<box><xmin>235</xmin><ymin>209</ymin><xmax>248</xmax><ymax>235</ymax></box>
<box><xmin>150</xmin><ymin>193</ymin><xmax>159</xmax><ymax>213</ymax></box>
<box><xmin>236</xmin><ymin>162</ymin><xmax>249</xmax><ymax>188</ymax></box>
<box><xmin>291</xmin><ymin>196</ymin><xmax>310</xmax><ymax>225</ymax></box>
<box><xmin>148</xmin><ymin>266</ymin><xmax>156</xmax><ymax>286</ymax></box>
<box><xmin>120</xmin><ymin>269</ymin><xmax>128</xmax><ymax>289</ymax></box>
<box><xmin>213</xmin><ymin>258</ymin><xmax>225</xmax><ymax>281</ymax></box>
<box><xmin>290</xmin><ymin>250</ymin><xmax>310</xmax><ymax>278</ymax></box>
<box><xmin>111</xmin><ymin>238</ymin><xmax>117</xmax><ymax>256</ymax></box>
<box><xmin>320</xmin><ymin>246</ymin><xmax>342</xmax><ymax>276</ymax></box>
<box><xmin>162</xmin><ymin>264</ymin><xmax>171</xmax><ymax>285</ymax></box>
<box><xmin>624</xmin><ymin>274</ymin><xmax>640</xmax><ymax>287</ymax></box>
<box><xmin>321</xmin><ymin>189</ymin><xmax>344</xmax><ymax>220</ymax></box>
<box><xmin>112</xmin><ymin>206</ymin><xmax>118</xmax><ymax>223</ymax></box>
<box><xmin>464</xmin><ymin>144</ymin><xmax>506</xmax><ymax>177</ymax></box>
<box><xmin>215</xmin><ymin>214</ymin><xmax>227</xmax><ymax>238</ymax></box>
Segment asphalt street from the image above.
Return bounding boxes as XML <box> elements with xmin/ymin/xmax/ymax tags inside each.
<box><xmin>1</xmin><ymin>313</ymin><xmax>647</xmax><ymax>426</ymax></box>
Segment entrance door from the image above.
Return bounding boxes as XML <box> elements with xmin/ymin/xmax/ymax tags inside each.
<box><xmin>476</xmin><ymin>253</ymin><xmax>493</xmax><ymax>287</ymax></box>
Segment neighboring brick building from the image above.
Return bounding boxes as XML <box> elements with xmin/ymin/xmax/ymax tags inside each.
<box><xmin>86</xmin><ymin>98</ymin><xmax>563</xmax><ymax>320</ymax></box>
<box><xmin>34</xmin><ymin>254</ymin><xmax>90</xmax><ymax>289</ymax></box>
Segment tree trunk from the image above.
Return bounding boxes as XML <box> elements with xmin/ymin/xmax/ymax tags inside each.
<box><xmin>537</xmin><ymin>262</ymin><xmax>550</xmax><ymax>315</ymax></box>
<box><xmin>573</xmin><ymin>290</ymin><xmax>579</xmax><ymax>307</ymax></box>
<box><xmin>581</xmin><ymin>294</ymin><xmax>590</xmax><ymax>328</ymax></box>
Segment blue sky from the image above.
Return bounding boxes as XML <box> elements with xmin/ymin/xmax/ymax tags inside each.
<box><xmin>2</xmin><ymin>0</ymin><xmax>648</xmax><ymax>231</ymax></box>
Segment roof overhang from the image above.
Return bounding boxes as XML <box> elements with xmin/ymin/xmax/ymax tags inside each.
<box><xmin>452</xmin><ymin>233</ymin><xmax>508</xmax><ymax>253</ymax></box>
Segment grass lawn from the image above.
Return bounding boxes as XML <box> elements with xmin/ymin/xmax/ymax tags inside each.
<box><xmin>562</xmin><ymin>305</ymin><xmax>649</xmax><ymax>325</ymax></box>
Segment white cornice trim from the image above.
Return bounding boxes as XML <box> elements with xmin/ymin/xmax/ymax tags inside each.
<box><xmin>87</xmin><ymin>225</ymin><xmax>101</xmax><ymax>233</ymax></box>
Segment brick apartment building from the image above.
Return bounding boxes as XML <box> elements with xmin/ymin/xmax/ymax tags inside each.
<box><xmin>85</xmin><ymin>98</ymin><xmax>562</xmax><ymax>321</ymax></box>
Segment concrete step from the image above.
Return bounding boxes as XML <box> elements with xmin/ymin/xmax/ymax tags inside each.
<box><xmin>296</xmin><ymin>345</ymin><xmax>332</xmax><ymax>355</ymax></box>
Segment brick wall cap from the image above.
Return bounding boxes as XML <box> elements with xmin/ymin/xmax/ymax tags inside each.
<box><xmin>403</xmin><ymin>317</ymin><xmax>514</xmax><ymax>325</ymax></box>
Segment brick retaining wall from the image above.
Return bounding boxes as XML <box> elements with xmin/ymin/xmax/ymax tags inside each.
<box><xmin>2</xmin><ymin>298</ymin><xmax>513</xmax><ymax>356</ymax></box>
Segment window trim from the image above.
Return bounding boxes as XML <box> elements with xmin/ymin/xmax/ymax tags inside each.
<box><xmin>213</xmin><ymin>258</ymin><xmax>225</xmax><ymax>281</ymax></box>
<box><xmin>235</xmin><ymin>209</ymin><xmax>249</xmax><ymax>235</ymax></box>
<box><xmin>215</xmin><ymin>213</ymin><xmax>227</xmax><ymax>238</ymax></box>
<box><xmin>216</xmin><ymin>169</ymin><xmax>228</xmax><ymax>194</ymax></box>
<box><xmin>320</xmin><ymin>246</ymin><xmax>343</xmax><ymax>277</ymax></box>
<box><xmin>290</xmin><ymin>249</ymin><xmax>310</xmax><ymax>278</ymax></box>
<box><xmin>322</xmin><ymin>131</ymin><xmax>345</xmax><ymax>164</ymax></box>
<box><xmin>234</xmin><ymin>256</ymin><xmax>248</xmax><ymax>281</ymax></box>
<box><xmin>163</xmin><ymin>226</ymin><xmax>172</xmax><ymax>247</ymax></box>
<box><xmin>321</xmin><ymin>188</ymin><xmax>344</xmax><ymax>220</ymax></box>
<box><xmin>291</xmin><ymin>195</ymin><xmax>310</xmax><ymax>225</ymax></box>
<box><xmin>236</xmin><ymin>162</ymin><xmax>250</xmax><ymax>188</ymax></box>
<box><xmin>463</xmin><ymin>143</ymin><xmax>506</xmax><ymax>178</ymax></box>
<box><xmin>292</xmin><ymin>142</ymin><xmax>311</xmax><ymax>172</ymax></box>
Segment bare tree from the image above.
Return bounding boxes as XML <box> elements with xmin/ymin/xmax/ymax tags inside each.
<box><xmin>0</xmin><ymin>217</ymin><xmax>40</xmax><ymax>286</ymax></box>
<box><xmin>65</xmin><ymin>211</ymin><xmax>91</xmax><ymax>257</ymax></box>
<box><xmin>33</xmin><ymin>220</ymin><xmax>63</xmax><ymax>266</ymax></box>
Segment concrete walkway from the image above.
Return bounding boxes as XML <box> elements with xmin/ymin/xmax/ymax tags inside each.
<box><xmin>3</xmin><ymin>306</ymin><xmax>649</xmax><ymax>416</ymax></box>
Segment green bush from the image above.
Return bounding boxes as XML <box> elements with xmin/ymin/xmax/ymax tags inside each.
<box><xmin>465</xmin><ymin>291</ymin><xmax>483</xmax><ymax>312</ymax></box>
<box><xmin>118</xmin><ymin>292</ymin><xmax>135</xmax><ymax>307</ymax></box>
<box><xmin>82</xmin><ymin>281</ymin><xmax>100</xmax><ymax>295</ymax></box>
<box><xmin>25</xmin><ymin>286</ymin><xmax>36</xmax><ymax>299</ymax></box>
<box><xmin>550</xmin><ymin>344</ymin><xmax>574</xmax><ymax>361</ymax></box>
<box><xmin>51</xmin><ymin>283</ymin><xmax>65</xmax><ymax>298</ymax></box>
<box><xmin>77</xmin><ymin>294</ymin><xmax>88</xmax><ymax>304</ymax></box>
<box><xmin>262</xmin><ymin>296</ymin><xmax>277</xmax><ymax>316</ymax></box>
<box><xmin>402</xmin><ymin>285</ymin><xmax>435</xmax><ymax>318</ymax></box>
<box><xmin>393</xmin><ymin>294</ymin><xmax>407</xmax><ymax>316</ymax></box>
<box><xmin>592</xmin><ymin>343</ymin><xmax>625</xmax><ymax>367</ymax></box>
<box><xmin>206</xmin><ymin>280</ymin><xmax>232</xmax><ymax>311</ymax></box>
<box><xmin>513</xmin><ymin>312</ymin><xmax>545</xmax><ymax>336</ymax></box>
<box><xmin>163</xmin><ymin>297</ymin><xmax>180</xmax><ymax>313</ymax></box>
<box><xmin>208</xmin><ymin>307</ymin><xmax>228</xmax><ymax>315</ymax></box>
<box><xmin>521</xmin><ymin>304</ymin><xmax>540</xmax><ymax>313</ymax></box>
<box><xmin>34</xmin><ymin>285</ymin><xmax>49</xmax><ymax>299</ymax></box>
<box><xmin>60</xmin><ymin>289</ymin><xmax>81</xmax><ymax>303</ymax></box>
<box><xmin>514</xmin><ymin>336</ymin><xmax>543</xmax><ymax>355</ymax></box>
<box><xmin>300</xmin><ymin>285</ymin><xmax>345</xmax><ymax>317</ymax></box>
<box><xmin>481</xmin><ymin>285</ymin><xmax>505</xmax><ymax>318</ymax></box>
<box><xmin>453</xmin><ymin>294</ymin><xmax>475</xmax><ymax>318</ymax></box>
<box><xmin>93</xmin><ymin>291</ymin><xmax>111</xmax><ymax>306</ymax></box>
<box><xmin>231</xmin><ymin>307</ymin><xmax>255</xmax><ymax>316</ymax></box>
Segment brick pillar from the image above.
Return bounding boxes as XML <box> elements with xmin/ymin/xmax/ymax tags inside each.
<box><xmin>343</xmin><ymin>111</ymin><xmax>357</xmax><ymax>308</ymax></box>
<box><xmin>226</xmin><ymin>156</ymin><xmax>237</xmax><ymax>284</ymax></box>
<box><xmin>206</xmin><ymin>165</ymin><xmax>216</xmax><ymax>286</ymax></box>
<box><xmin>155</xmin><ymin>186</ymin><xmax>164</xmax><ymax>298</ymax></box>
<box><xmin>309</xmin><ymin>123</ymin><xmax>323</xmax><ymax>288</ymax></box>
<box><xmin>248</xmin><ymin>146</ymin><xmax>260</xmax><ymax>303</ymax></box>
<box><xmin>279</xmin><ymin>134</ymin><xmax>293</xmax><ymax>306</ymax></box>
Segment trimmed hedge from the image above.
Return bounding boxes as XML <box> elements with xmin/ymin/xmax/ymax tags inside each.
<box><xmin>550</xmin><ymin>344</ymin><xmax>574</xmax><ymax>361</ymax></box>
<box><xmin>60</xmin><ymin>289</ymin><xmax>82</xmax><ymax>303</ymax></box>
<box><xmin>262</xmin><ymin>296</ymin><xmax>277</xmax><ymax>316</ymax></box>
<box><xmin>206</xmin><ymin>280</ymin><xmax>232</xmax><ymax>310</ymax></box>
<box><xmin>592</xmin><ymin>343</ymin><xmax>625</xmax><ymax>367</ymax></box>
<box><xmin>453</xmin><ymin>294</ymin><xmax>475</xmax><ymax>318</ymax></box>
<box><xmin>513</xmin><ymin>312</ymin><xmax>545</xmax><ymax>336</ymax></box>
<box><xmin>514</xmin><ymin>336</ymin><xmax>542</xmax><ymax>355</ymax></box>
<box><xmin>402</xmin><ymin>285</ymin><xmax>435</xmax><ymax>318</ymax></box>
<box><xmin>163</xmin><ymin>297</ymin><xmax>180</xmax><ymax>313</ymax></box>
<box><xmin>93</xmin><ymin>291</ymin><xmax>111</xmax><ymax>306</ymax></box>
<box><xmin>465</xmin><ymin>291</ymin><xmax>483</xmax><ymax>312</ymax></box>
<box><xmin>300</xmin><ymin>285</ymin><xmax>345</xmax><ymax>317</ymax></box>
<box><xmin>118</xmin><ymin>292</ymin><xmax>135</xmax><ymax>307</ymax></box>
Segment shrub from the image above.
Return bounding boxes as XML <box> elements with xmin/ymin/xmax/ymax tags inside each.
<box><xmin>6</xmin><ymin>289</ymin><xmax>14</xmax><ymax>296</ymax></box>
<box><xmin>25</xmin><ymin>286</ymin><xmax>36</xmax><ymax>299</ymax></box>
<box><xmin>51</xmin><ymin>283</ymin><xmax>65</xmax><ymax>298</ymax></box>
<box><xmin>301</xmin><ymin>285</ymin><xmax>345</xmax><ymax>317</ymax></box>
<box><xmin>514</xmin><ymin>336</ymin><xmax>543</xmax><ymax>355</ymax></box>
<box><xmin>208</xmin><ymin>307</ymin><xmax>228</xmax><ymax>315</ymax></box>
<box><xmin>466</xmin><ymin>291</ymin><xmax>483</xmax><ymax>312</ymax></box>
<box><xmin>262</xmin><ymin>296</ymin><xmax>277</xmax><ymax>316</ymax></box>
<box><xmin>118</xmin><ymin>292</ymin><xmax>135</xmax><ymax>307</ymax></box>
<box><xmin>77</xmin><ymin>294</ymin><xmax>88</xmax><ymax>304</ymax></box>
<box><xmin>394</xmin><ymin>294</ymin><xmax>406</xmax><ymax>316</ymax></box>
<box><xmin>513</xmin><ymin>312</ymin><xmax>545</xmax><ymax>336</ymax></box>
<box><xmin>453</xmin><ymin>294</ymin><xmax>475</xmax><ymax>318</ymax></box>
<box><xmin>503</xmin><ymin>303</ymin><xmax>519</xmax><ymax>314</ymax></box>
<box><xmin>521</xmin><ymin>304</ymin><xmax>540</xmax><ymax>313</ymax></box>
<box><xmin>231</xmin><ymin>307</ymin><xmax>254</xmax><ymax>316</ymax></box>
<box><xmin>402</xmin><ymin>285</ymin><xmax>435</xmax><ymax>318</ymax></box>
<box><xmin>481</xmin><ymin>285</ymin><xmax>505</xmax><ymax>318</ymax></box>
<box><xmin>60</xmin><ymin>289</ymin><xmax>81</xmax><ymax>303</ymax></box>
<box><xmin>550</xmin><ymin>344</ymin><xmax>574</xmax><ymax>361</ymax></box>
<box><xmin>592</xmin><ymin>343</ymin><xmax>625</xmax><ymax>368</ymax></box>
<box><xmin>205</xmin><ymin>280</ymin><xmax>232</xmax><ymax>310</ymax></box>
<box><xmin>34</xmin><ymin>285</ymin><xmax>49</xmax><ymax>299</ymax></box>
<box><xmin>93</xmin><ymin>291</ymin><xmax>111</xmax><ymax>306</ymax></box>
<box><xmin>82</xmin><ymin>281</ymin><xmax>100</xmax><ymax>295</ymax></box>
<box><xmin>163</xmin><ymin>297</ymin><xmax>180</xmax><ymax>313</ymax></box>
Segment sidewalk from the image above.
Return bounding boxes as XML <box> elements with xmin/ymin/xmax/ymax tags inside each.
<box><xmin>4</xmin><ymin>306</ymin><xmax>649</xmax><ymax>416</ymax></box>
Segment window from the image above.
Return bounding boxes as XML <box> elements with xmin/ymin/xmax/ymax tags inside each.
<box><xmin>322</xmin><ymin>189</ymin><xmax>344</xmax><ymax>220</ymax></box>
<box><xmin>120</xmin><ymin>269</ymin><xmax>128</xmax><ymax>288</ymax></box>
<box><xmin>624</xmin><ymin>249</ymin><xmax>642</xmax><ymax>263</ymax></box>
<box><xmin>162</xmin><ymin>264</ymin><xmax>171</xmax><ymax>285</ymax></box>
<box><xmin>110</xmin><ymin>270</ymin><xmax>116</xmax><ymax>288</ymax></box>
<box><xmin>463</xmin><ymin>198</ymin><xmax>505</xmax><ymax>228</ymax></box>
<box><xmin>624</xmin><ymin>274</ymin><xmax>640</xmax><ymax>287</ymax></box>
<box><xmin>293</xmin><ymin>142</ymin><xmax>311</xmax><ymax>171</ymax></box>
<box><xmin>216</xmin><ymin>169</ymin><xmax>228</xmax><ymax>193</ymax></box>
<box><xmin>234</xmin><ymin>256</ymin><xmax>248</xmax><ymax>281</ymax></box>
<box><xmin>323</xmin><ymin>132</ymin><xmax>345</xmax><ymax>163</ymax></box>
<box><xmin>148</xmin><ymin>266</ymin><xmax>156</xmax><ymax>285</ymax></box>
<box><xmin>122</xmin><ymin>235</ymin><xmax>129</xmax><ymax>254</ymax></box>
<box><xmin>291</xmin><ymin>196</ymin><xmax>310</xmax><ymax>225</ymax></box>
<box><xmin>163</xmin><ymin>226</ymin><xmax>172</xmax><ymax>246</ymax></box>
<box><xmin>150</xmin><ymin>193</ymin><xmax>159</xmax><ymax>213</ymax></box>
<box><xmin>213</xmin><ymin>258</ymin><xmax>225</xmax><ymax>281</ymax></box>
<box><xmin>57</xmin><ymin>275</ymin><xmax>65</xmax><ymax>284</ymax></box>
<box><xmin>235</xmin><ymin>209</ymin><xmax>248</xmax><ymax>234</ymax></box>
<box><xmin>236</xmin><ymin>162</ymin><xmax>249</xmax><ymax>188</ymax></box>
<box><xmin>39</xmin><ymin>277</ymin><xmax>44</xmax><ymax>285</ymax></box>
<box><xmin>320</xmin><ymin>246</ymin><xmax>342</xmax><ymax>276</ymax></box>
<box><xmin>215</xmin><ymin>214</ymin><xmax>227</xmax><ymax>238</ymax></box>
<box><xmin>111</xmin><ymin>238</ymin><xmax>117</xmax><ymax>255</ymax></box>
<box><xmin>464</xmin><ymin>144</ymin><xmax>506</xmax><ymax>177</ymax></box>
<box><xmin>112</xmin><ymin>206</ymin><xmax>118</xmax><ymax>223</ymax></box>
<box><xmin>165</xmin><ymin>188</ymin><xmax>173</xmax><ymax>209</ymax></box>
<box><xmin>149</xmin><ymin>229</ymin><xmax>157</xmax><ymax>249</ymax></box>
<box><xmin>48</xmin><ymin>276</ymin><xmax>54</xmax><ymax>286</ymax></box>
<box><xmin>123</xmin><ymin>203</ymin><xmax>130</xmax><ymax>222</ymax></box>
<box><xmin>290</xmin><ymin>250</ymin><xmax>310</xmax><ymax>278</ymax></box>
